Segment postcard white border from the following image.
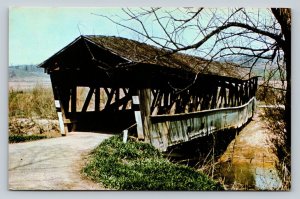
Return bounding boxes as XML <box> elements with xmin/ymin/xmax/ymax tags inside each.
<box><xmin>1</xmin><ymin>1</ymin><xmax>299</xmax><ymax>199</ymax></box>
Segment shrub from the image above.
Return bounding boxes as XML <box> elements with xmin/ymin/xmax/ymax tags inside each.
<box><xmin>83</xmin><ymin>135</ymin><xmax>224</xmax><ymax>191</ymax></box>
<box><xmin>9</xmin><ymin>134</ymin><xmax>47</xmax><ymax>143</ymax></box>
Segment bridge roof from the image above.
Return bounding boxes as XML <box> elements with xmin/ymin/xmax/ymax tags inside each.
<box><xmin>39</xmin><ymin>35</ymin><xmax>253</xmax><ymax>80</ymax></box>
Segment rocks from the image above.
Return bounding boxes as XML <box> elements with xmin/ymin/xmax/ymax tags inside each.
<box><xmin>9</xmin><ymin>118</ymin><xmax>61</xmax><ymax>138</ymax></box>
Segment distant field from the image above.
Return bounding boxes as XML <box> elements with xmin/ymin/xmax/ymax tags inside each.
<box><xmin>9</xmin><ymin>65</ymin><xmax>51</xmax><ymax>90</ymax></box>
<box><xmin>9</xmin><ymin>81</ymin><xmax>51</xmax><ymax>90</ymax></box>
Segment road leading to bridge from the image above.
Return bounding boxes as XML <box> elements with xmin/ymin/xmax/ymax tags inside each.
<box><xmin>9</xmin><ymin>132</ymin><xmax>112</xmax><ymax>190</ymax></box>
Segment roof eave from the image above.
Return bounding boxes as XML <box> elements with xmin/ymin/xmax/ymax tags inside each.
<box><xmin>38</xmin><ymin>35</ymin><xmax>84</xmax><ymax>68</ymax></box>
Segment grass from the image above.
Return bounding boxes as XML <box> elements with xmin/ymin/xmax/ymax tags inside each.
<box><xmin>9</xmin><ymin>134</ymin><xmax>47</xmax><ymax>143</ymax></box>
<box><xmin>9</xmin><ymin>85</ymin><xmax>61</xmax><ymax>142</ymax></box>
<box><xmin>9</xmin><ymin>85</ymin><xmax>57</xmax><ymax>119</ymax></box>
<box><xmin>83</xmin><ymin>135</ymin><xmax>224</xmax><ymax>191</ymax></box>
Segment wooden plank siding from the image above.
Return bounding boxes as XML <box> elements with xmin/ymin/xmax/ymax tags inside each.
<box><xmin>149</xmin><ymin>97</ymin><xmax>256</xmax><ymax>151</ymax></box>
<box><xmin>138</xmin><ymin>77</ymin><xmax>258</xmax><ymax>151</ymax></box>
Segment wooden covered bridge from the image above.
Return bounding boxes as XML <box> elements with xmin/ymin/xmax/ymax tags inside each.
<box><xmin>39</xmin><ymin>35</ymin><xmax>258</xmax><ymax>151</ymax></box>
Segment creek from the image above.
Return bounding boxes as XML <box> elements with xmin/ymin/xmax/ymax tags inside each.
<box><xmin>166</xmin><ymin>119</ymin><xmax>282</xmax><ymax>190</ymax></box>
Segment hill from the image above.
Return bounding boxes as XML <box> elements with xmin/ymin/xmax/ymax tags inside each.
<box><xmin>9</xmin><ymin>65</ymin><xmax>49</xmax><ymax>81</ymax></box>
<box><xmin>9</xmin><ymin>65</ymin><xmax>51</xmax><ymax>90</ymax></box>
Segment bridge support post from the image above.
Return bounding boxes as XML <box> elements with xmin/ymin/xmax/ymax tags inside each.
<box><xmin>132</xmin><ymin>88</ymin><xmax>153</xmax><ymax>142</ymax></box>
<box><xmin>138</xmin><ymin>89</ymin><xmax>152</xmax><ymax>143</ymax></box>
<box><xmin>50</xmin><ymin>74</ymin><xmax>69</xmax><ymax>136</ymax></box>
<box><xmin>132</xmin><ymin>89</ymin><xmax>145</xmax><ymax>140</ymax></box>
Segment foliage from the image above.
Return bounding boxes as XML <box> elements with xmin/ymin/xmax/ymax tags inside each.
<box><xmin>261</xmin><ymin>107</ymin><xmax>290</xmax><ymax>190</ymax></box>
<box><xmin>83</xmin><ymin>135</ymin><xmax>224</xmax><ymax>191</ymax></box>
<box><xmin>9</xmin><ymin>85</ymin><xmax>57</xmax><ymax>119</ymax></box>
<box><xmin>9</xmin><ymin>134</ymin><xmax>47</xmax><ymax>143</ymax></box>
<box><xmin>256</xmin><ymin>85</ymin><xmax>286</xmax><ymax>105</ymax></box>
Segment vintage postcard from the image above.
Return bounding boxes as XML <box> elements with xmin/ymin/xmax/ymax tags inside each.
<box><xmin>8</xmin><ymin>7</ymin><xmax>290</xmax><ymax>191</ymax></box>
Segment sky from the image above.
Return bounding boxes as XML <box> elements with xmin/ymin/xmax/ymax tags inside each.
<box><xmin>9</xmin><ymin>7</ymin><xmax>136</xmax><ymax>66</ymax></box>
<box><xmin>9</xmin><ymin>7</ymin><xmax>272</xmax><ymax>66</ymax></box>
<box><xmin>9</xmin><ymin>7</ymin><xmax>223</xmax><ymax>66</ymax></box>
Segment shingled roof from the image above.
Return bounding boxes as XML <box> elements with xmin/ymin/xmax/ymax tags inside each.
<box><xmin>39</xmin><ymin>35</ymin><xmax>252</xmax><ymax>80</ymax></box>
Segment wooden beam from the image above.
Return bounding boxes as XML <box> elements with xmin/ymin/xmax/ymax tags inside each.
<box><xmin>115</xmin><ymin>88</ymin><xmax>120</xmax><ymax>111</ymax></box>
<box><xmin>104</xmin><ymin>87</ymin><xmax>110</xmax><ymax>96</ymax></box>
<box><xmin>122</xmin><ymin>88</ymin><xmax>128</xmax><ymax>95</ymax></box>
<box><xmin>132</xmin><ymin>91</ymin><xmax>145</xmax><ymax>140</ymax></box>
<box><xmin>163</xmin><ymin>91</ymin><xmax>168</xmax><ymax>108</ymax></box>
<box><xmin>195</xmin><ymin>96</ymin><xmax>201</xmax><ymax>111</ymax></box>
<box><xmin>181</xmin><ymin>91</ymin><xmax>190</xmax><ymax>113</ymax></box>
<box><xmin>210</xmin><ymin>85</ymin><xmax>218</xmax><ymax>109</ymax></box>
<box><xmin>81</xmin><ymin>87</ymin><xmax>95</xmax><ymax>112</ymax></box>
<box><xmin>175</xmin><ymin>93</ymin><xmax>184</xmax><ymax>113</ymax></box>
<box><xmin>218</xmin><ymin>86</ymin><xmax>226</xmax><ymax>108</ymax></box>
<box><xmin>123</xmin><ymin>88</ymin><xmax>131</xmax><ymax>110</ymax></box>
<box><xmin>168</xmin><ymin>92</ymin><xmax>179</xmax><ymax>113</ymax></box>
<box><xmin>239</xmin><ymin>83</ymin><xmax>244</xmax><ymax>105</ymax></box>
<box><xmin>151</xmin><ymin>89</ymin><xmax>157</xmax><ymax>98</ymax></box>
<box><xmin>224</xmin><ymin>88</ymin><xmax>228</xmax><ymax>107</ymax></box>
<box><xmin>60</xmin><ymin>87</ymin><xmax>70</xmax><ymax>115</ymax></box>
<box><xmin>95</xmin><ymin>87</ymin><xmax>100</xmax><ymax>112</ymax></box>
<box><xmin>104</xmin><ymin>95</ymin><xmax>132</xmax><ymax>111</ymax></box>
<box><xmin>50</xmin><ymin>78</ymin><xmax>69</xmax><ymax>136</ymax></box>
<box><xmin>105</xmin><ymin>88</ymin><xmax>115</xmax><ymax>108</ymax></box>
<box><xmin>150</xmin><ymin>89</ymin><xmax>160</xmax><ymax>113</ymax></box>
<box><xmin>138</xmin><ymin>89</ymin><xmax>152</xmax><ymax>142</ymax></box>
<box><xmin>162</xmin><ymin>91</ymin><xmax>169</xmax><ymax>114</ymax></box>
<box><xmin>234</xmin><ymin>82</ymin><xmax>240</xmax><ymax>106</ymax></box>
<box><xmin>228</xmin><ymin>84</ymin><xmax>234</xmax><ymax>107</ymax></box>
<box><xmin>71</xmin><ymin>86</ymin><xmax>77</xmax><ymax>113</ymax></box>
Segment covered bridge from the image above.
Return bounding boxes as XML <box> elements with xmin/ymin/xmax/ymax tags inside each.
<box><xmin>39</xmin><ymin>35</ymin><xmax>258</xmax><ymax>151</ymax></box>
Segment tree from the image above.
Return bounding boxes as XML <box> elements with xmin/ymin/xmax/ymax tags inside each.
<box><xmin>95</xmin><ymin>8</ymin><xmax>291</xmax><ymax>187</ymax></box>
<box><xmin>96</xmin><ymin>7</ymin><xmax>291</xmax><ymax>146</ymax></box>
<box><xmin>100</xmin><ymin>10</ymin><xmax>289</xmax><ymax>105</ymax></box>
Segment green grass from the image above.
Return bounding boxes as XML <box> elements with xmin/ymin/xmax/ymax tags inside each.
<box><xmin>9</xmin><ymin>134</ymin><xmax>47</xmax><ymax>143</ymax></box>
<box><xmin>83</xmin><ymin>135</ymin><xmax>224</xmax><ymax>191</ymax></box>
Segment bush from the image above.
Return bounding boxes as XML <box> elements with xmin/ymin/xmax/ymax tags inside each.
<box><xmin>9</xmin><ymin>134</ymin><xmax>47</xmax><ymax>143</ymax></box>
<box><xmin>83</xmin><ymin>135</ymin><xmax>224</xmax><ymax>191</ymax></box>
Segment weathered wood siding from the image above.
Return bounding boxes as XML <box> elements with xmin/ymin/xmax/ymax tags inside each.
<box><xmin>149</xmin><ymin>97</ymin><xmax>256</xmax><ymax>151</ymax></box>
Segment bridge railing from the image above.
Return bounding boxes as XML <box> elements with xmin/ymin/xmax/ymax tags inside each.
<box><xmin>149</xmin><ymin>97</ymin><xmax>256</xmax><ymax>151</ymax></box>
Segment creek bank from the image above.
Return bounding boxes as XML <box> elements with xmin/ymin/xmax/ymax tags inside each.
<box><xmin>165</xmin><ymin>110</ymin><xmax>283</xmax><ymax>190</ymax></box>
<box><xmin>218</xmin><ymin>111</ymin><xmax>282</xmax><ymax>190</ymax></box>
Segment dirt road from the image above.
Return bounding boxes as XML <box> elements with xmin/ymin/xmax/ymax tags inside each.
<box><xmin>9</xmin><ymin>132</ymin><xmax>112</xmax><ymax>190</ymax></box>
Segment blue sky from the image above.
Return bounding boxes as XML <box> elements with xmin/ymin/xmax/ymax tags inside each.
<box><xmin>9</xmin><ymin>7</ymin><xmax>220</xmax><ymax>66</ymax></box>
<box><xmin>9</xmin><ymin>7</ymin><xmax>272</xmax><ymax>66</ymax></box>
<box><xmin>9</xmin><ymin>7</ymin><xmax>136</xmax><ymax>65</ymax></box>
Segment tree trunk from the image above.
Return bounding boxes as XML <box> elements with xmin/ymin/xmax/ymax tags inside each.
<box><xmin>271</xmin><ymin>8</ymin><xmax>291</xmax><ymax>148</ymax></box>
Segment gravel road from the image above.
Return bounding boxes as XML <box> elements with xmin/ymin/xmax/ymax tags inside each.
<box><xmin>9</xmin><ymin>132</ymin><xmax>112</xmax><ymax>190</ymax></box>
